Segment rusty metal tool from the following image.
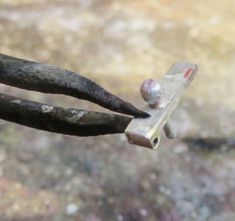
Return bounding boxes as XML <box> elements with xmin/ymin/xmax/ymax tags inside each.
<box><xmin>0</xmin><ymin>54</ymin><xmax>148</xmax><ymax>118</ymax></box>
<box><xmin>0</xmin><ymin>54</ymin><xmax>148</xmax><ymax>136</ymax></box>
<box><xmin>125</xmin><ymin>62</ymin><xmax>198</xmax><ymax>149</ymax></box>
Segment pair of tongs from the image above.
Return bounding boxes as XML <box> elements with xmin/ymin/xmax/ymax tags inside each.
<box><xmin>0</xmin><ymin>54</ymin><xmax>197</xmax><ymax>149</ymax></box>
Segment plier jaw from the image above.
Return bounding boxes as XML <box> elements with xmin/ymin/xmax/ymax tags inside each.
<box><xmin>0</xmin><ymin>54</ymin><xmax>147</xmax><ymax>137</ymax></box>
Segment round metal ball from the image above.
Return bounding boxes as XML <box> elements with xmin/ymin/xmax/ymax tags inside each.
<box><xmin>140</xmin><ymin>79</ymin><xmax>163</xmax><ymax>106</ymax></box>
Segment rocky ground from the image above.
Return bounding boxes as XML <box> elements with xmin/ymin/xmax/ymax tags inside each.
<box><xmin>0</xmin><ymin>0</ymin><xmax>235</xmax><ymax>220</ymax></box>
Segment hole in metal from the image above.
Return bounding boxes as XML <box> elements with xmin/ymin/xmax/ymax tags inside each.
<box><xmin>153</xmin><ymin>138</ymin><xmax>159</xmax><ymax>145</ymax></box>
<box><xmin>153</xmin><ymin>137</ymin><xmax>160</xmax><ymax>149</ymax></box>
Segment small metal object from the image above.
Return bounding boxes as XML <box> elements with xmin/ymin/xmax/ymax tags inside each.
<box><xmin>140</xmin><ymin>79</ymin><xmax>176</xmax><ymax>139</ymax></box>
<box><xmin>140</xmin><ymin>79</ymin><xmax>163</xmax><ymax>107</ymax></box>
<box><xmin>125</xmin><ymin>62</ymin><xmax>198</xmax><ymax>149</ymax></box>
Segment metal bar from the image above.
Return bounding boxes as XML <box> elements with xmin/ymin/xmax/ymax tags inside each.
<box><xmin>125</xmin><ymin>62</ymin><xmax>198</xmax><ymax>149</ymax></box>
<box><xmin>0</xmin><ymin>93</ymin><xmax>131</xmax><ymax>136</ymax></box>
<box><xmin>0</xmin><ymin>54</ymin><xmax>148</xmax><ymax>118</ymax></box>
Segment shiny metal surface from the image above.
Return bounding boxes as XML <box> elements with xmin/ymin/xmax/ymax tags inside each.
<box><xmin>125</xmin><ymin>62</ymin><xmax>198</xmax><ymax>149</ymax></box>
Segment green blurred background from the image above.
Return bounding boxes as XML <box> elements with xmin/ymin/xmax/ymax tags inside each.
<box><xmin>0</xmin><ymin>0</ymin><xmax>235</xmax><ymax>220</ymax></box>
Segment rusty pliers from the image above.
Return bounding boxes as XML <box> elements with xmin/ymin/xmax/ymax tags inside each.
<box><xmin>0</xmin><ymin>54</ymin><xmax>148</xmax><ymax>137</ymax></box>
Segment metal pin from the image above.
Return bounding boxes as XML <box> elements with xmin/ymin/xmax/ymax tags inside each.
<box><xmin>164</xmin><ymin>121</ymin><xmax>176</xmax><ymax>139</ymax></box>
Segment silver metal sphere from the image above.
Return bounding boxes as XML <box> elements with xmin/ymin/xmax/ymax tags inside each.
<box><xmin>140</xmin><ymin>79</ymin><xmax>163</xmax><ymax>106</ymax></box>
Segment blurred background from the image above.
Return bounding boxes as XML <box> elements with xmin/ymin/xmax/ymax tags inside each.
<box><xmin>0</xmin><ymin>0</ymin><xmax>235</xmax><ymax>220</ymax></box>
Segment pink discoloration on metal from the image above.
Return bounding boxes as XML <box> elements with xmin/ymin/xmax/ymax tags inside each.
<box><xmin>184</xmin><ymin>68</ymin><xmax>193</xmax><ymax>79</ymax></box>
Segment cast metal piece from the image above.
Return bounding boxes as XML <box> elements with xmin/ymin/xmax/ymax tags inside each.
<box><xmin>125</xmin><ymin>62</ymin><xmax>198</xmax><ymax>149</ymax></box>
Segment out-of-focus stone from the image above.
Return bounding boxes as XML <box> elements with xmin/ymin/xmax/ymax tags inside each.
<box><xmin>65</xmin><ymin>203</ymin><xmax>79</xmax><ymax>216</ymax></box>
<box><xmin>0</xmin><ymin>177</ymin><xmax>60</xmax><ymax>218</ymax></box>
